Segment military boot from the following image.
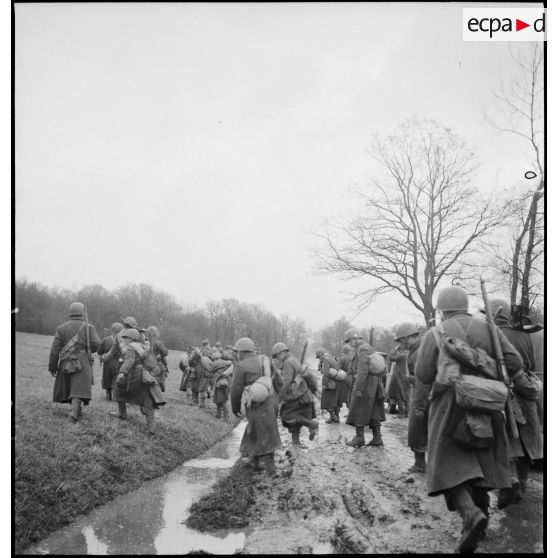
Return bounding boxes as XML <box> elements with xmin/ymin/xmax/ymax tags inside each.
<box><xmin>333</xmin><ymin>409</ymin><xmax>340</xmax><ymax>423</ymax></box>
<box><xmin>346</xmin><ymin>426</ymin><xmax>365</xmax><ymax>447</ymax></box>
<box><xmin>308</xmin><ymin>420</ymin><xmax>319</xmax><ymax>441</ymax></box>
<box><xmin>291</xmin><ymin>429</ymin><xmax>308</xmax><ymax>449</ymax></box>
<box><xmin>325</xmin><ymin>411</ymin><xmax>336</xmax><ymax>424</ymax></box>
<box><xmin>68</xmin><ymin>398</ymin><xmax>81</xmax><ymax>422</ymax></box>
<box><xmin>248</xmin><ymin>455</ymin><xmax>264</xmax><ymax>471</ymax></box>
<box><xmin>110</xmin><ymin>402</ymin><xmax>127</xmax><ymax>420</ymax></box>
<box><xmin>408</xmin><ymin>451</ymin><xmax>426</xmax><ymax>473</ymax></box>
<box><xmin>222</xmin><ymin>405</ymin><xmax>230</xmax><ymax>421</ymax></box>
<box><xmin>263</xmin><ymin>453</ymin><xmax>278</xmax><ymax>478</ymax></box>
<box><xmin>216</xmin><ymin>404</ymin><xmax>222</xmax><ymax>419</ymax></box>
<box><xmin>145</xmin><ymin>414</ymin><xmax>155</xmax><ymax>435</ymax></box>
<box><xmin>472</xmin><ymin>488</ymin><xmax>490</xmax><ymax>541</ymax></box>
<box><xmin>452</xmin><ymin>485</ymin><xmax>488</xmax><ymax>554</ymax></box>
<box><xmin>497</xmin><ymin>483</ymin><xmax>522</xmax><ymax>509</ymax></box>
<box><xmin>366</xmin><ymin>424</ymin><xmax>384</xmax><ymax>447</ymax></box>
<box><xmin>106</xmin><ymin>389</ymin><xmax>112</xmax><ymax>401</ymax></box>
<box><xmin>516</xmin><ymin>457</ymin><xmax>530</xmax><ymax>495</ymax></box>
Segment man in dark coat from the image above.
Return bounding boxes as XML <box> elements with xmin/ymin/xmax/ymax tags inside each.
<box><xmin>344</xmin><ymin>328</ymin><xmax>386</xmax><ymax>447</ymax></box>
<box><xmin>316</xmin><ymin>348</ymin><xmax>339</xmax><ymax>423</ymax></box>
<box><xmin>387</xmin><ymin>340</ymin><xmax>410</xmax><ymax>417</ymax></box>
<box><xmin>338</xmin><ymin>344</ymin><xmax>354</xmax><ymax>406</ymax></box>
<box><xmin>399</xmin><ymin>324</ymin><xmax>430</xmax><ymax>474</ymax></box>
<box><xmin>146</xmin><ymin>326</ymin><xmax>170</xmax><ymax>392</ymax></box>
<box><xmin>481</xmin><ymin>300</ymin><xmax>543</xmax><ymax>508</ymax></box>
<box><xmin>97</xmin><ymin>322</ymin><xmax>124</xmax><ymax>401</ymax></box>
<box><xmin>48</xmin><ymin>302</ymin><xmax>100</xmax><ymax>422</ymax></box>
<box><xmin>273</xmin><ymin>342</ymin><xmax>318</xmax><ymax>448</ymax></box>
<box><xmin>231</xmin><ymin>337</ymin><xmax>281</xmax><ymax>476</ymax></box>
<box><xmin>188</xmin><ymin>350</ymin><xmax>212</xmax><ymax>407</ymax></box>
<box><xmin>415</xmin><ymin>286</ymin><xmax>523</xmax><ymax>553</ymax></box>
<box><xmin>112</xmin><ymin>328</ymin><xmax>166</xmax><ymax>434</ymax></box>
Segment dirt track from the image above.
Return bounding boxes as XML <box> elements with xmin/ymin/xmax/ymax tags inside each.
<box><xmin>241</xmin><ymin>407</ymin><xmax>543</xmax><ymax>554</ymax></box>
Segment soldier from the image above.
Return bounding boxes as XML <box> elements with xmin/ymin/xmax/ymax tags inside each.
<box><xmin>97</xmin><ymin>322</ymin><xmax>124</xmax><ymax>401</ymax></box>
<box><xmin>396</xmin><ymin>323</ymin><xmax>430</xmax><ymax>474</ymax></box>
<box><xmin>338</xmin><ymin>344</ymin><xmax>354</xmax><ymax>406</ymax></box>
<box><xmin>230</xmin><ymin>337</ymin><xmax>281</xmax><ymax>476</ymax></box>
<box><xmin>387</xmin><ymin>331</ymin><xmax>411</xmax><ymax>418</ymax></box>
<box><xmin>415</xmin><ymin>286</ymin><xmax>523</xmax><ymax>553</ymax></box>
<box><xmin>146</xmin><ymin>326</ymin><xmax>170</xmax><ymax>392</ymax></box>
<box><xmin>273</xmin><ymin>342</ymin><xmax>319</xmax><ymax>448</ymax></box>
<box><xmin>222</xmin><ymin>345</ymin><xmax>234</xmax><ymax>361</ymax></box>
<box><xmin>211</xmin><ymin>352</ymin><xmax>233</xmax><ymax>420</ymax></box>
<box><xmin>188</xmin><ymin>349</ymin><xmax>212</xmax><ymax>407</ymax></box>
<box><xmin>111</xmin><ymin>328</ymin><xmax>166</xmax><ymax>434</ymax></box>
<box><xmin>481</xmin><ymin>299</ymin><xmax>543</xmax><ymax>509</ymax></box>
<box><xmin>316</xmin><ymin>348</ymin><xmax>340</xmax><ymax>423</ymax></box>
<box><xmin>101</xmin><ymin>316</ymin><xmax>139</xmax><ymax>368</ymax></box>
<box><xmin>48</xmin><ymin>302</ymin><xmax>100</xmax><ymax>422</ymax></box>
<box><xmin>344</xmin><ymin>329</ymin><xmax>386</xmax><ymax>447</ymax></box>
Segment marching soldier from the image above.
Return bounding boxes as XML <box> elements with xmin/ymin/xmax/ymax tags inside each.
<box><xmin>101</xmin><ymin>316</ymin><xmax>139</xmax><ymax>368</ymax></box>
<box><xmin>97</xmin><ymin>322</ymin><xmax>124</xmax><ymax>401</ymax></box>
<box><xmin>146</xmin><ymin>326</ymin><xmax>170</xmax><ymax>392</ymax></box>
<box><xmin>415</xmin><ymin>286</ymin><xmax>523</xmax><ymax>553</ymax></box>
<box><xmin>344</xmin><ymin>329</ymin><xmax>386</xmax><ymax>447</ymax></box>
<box><xmin>188</xmin><ymin>349</ymin><xmax>212</xmax><ymax>407</ymax></box>
<box><xmin>48</xmin><ymin>302</ymin><xmax>100</xmax><ymax>422</ymax></box>
<box><xmin>316</xmin><ymin>348</ymin><xmax>340</xmax><ymax>423</ymax></box>
<box><xmin>200</xmin><ymin>339</ymin><xmax>213</xmax><ymax>358</ymax></box>
<box><xmin>387</xmin><ymin>332</ymin><xmax>410</xmax><ymax>418</ymax></box>
<box><xmin>482</xmin><ymin>300</ymin><xmax>543</xmax><ymax>508</ymax></box>
<box><xmin>230</xmin><ymin>337</ymin><xmax>281</xmax><ymax>476</ymax></box>
<box><xmin>111</xmin><ymin>328</ymin><xmax>166</xmax><ymax>434</ymax></box>
<box><xmin>396</xmin><ymin>323</ymin><xmax>429</xmax><ymax>474</ymax></box>
<box><xmin>211</xmin><ymin>352</ymin><xmax>233</xmax><ymax>420</ymax></box>
<box><xmin>338</xmin><ymin>344</ymin><xmax>354</xmax><ymax>406</ymax></box>
<box><xmin>273</xmin><ymin>342</ymin><xmax>319</xmax><ymax>448</ymax></box>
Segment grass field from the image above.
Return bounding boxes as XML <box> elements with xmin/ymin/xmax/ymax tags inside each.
<box><xmin>14</xmin><ymin>331</ymin><xmax>237</xmax><ymax>553</ymax></box>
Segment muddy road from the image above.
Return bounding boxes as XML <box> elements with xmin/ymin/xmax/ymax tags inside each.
<box><xmin>241</xmin><ymin>408</ymin><xmax>543</xmax><ymax>554</ymax></box>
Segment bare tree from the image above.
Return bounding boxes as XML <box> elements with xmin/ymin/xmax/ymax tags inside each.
<box><xmin>313</xmin><ymin>118</ymin><xmax>507</xmax><ymax>326</ymax></box>
<box><xmin>484</xmin><ymin>44</ymin><xmax>544</xmax><ymax>317</ymax></box>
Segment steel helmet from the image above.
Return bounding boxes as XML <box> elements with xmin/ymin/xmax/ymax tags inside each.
<box><xmin>69</xmin><ymin>302</ymin><xmax>85</xmax><ymax>317</ymax></box>
<box><xmin>395</xmin><ymin>322</ymin><xmax>419</xmax><ymax>341</ymax></box>
<box><xmin>122</xmin><ymin>328</ymin><xmax>141</xmax><ymax>341</ymax></box>
<box><xmin>483</xmin><ymin>298</ymin><xmax>512</xmax><ymax>321</ymax></box>
<box><xmin>202</xmin><ymin>339</ymin><xmax>210</xmax><ymax>345</ymax></box>
<box><xmin>111</xmin><ymin>322</ymin><xmax>124</xmax><ymax>334</ymax></box>
<box><xmin>211</xmin><ymin>351</ymin><xmax>222</xmax><ymax>360</ymax></box>
<box><xmin>436</xmin><ymin>286</ymin><xmax>468</xmax><ymax>312</ymax></box>
<box><xmin>234</xmin><ymin>337</ymin><xmax>256</xmax><ymax>352</ymax></box>
<box><xmin>123</xmin><ymin>316</ymin><xmax>138</xmax><ymax>328</ymax></box>
<box><xmin>272</xmin><ymin>342</ymin><xmax>289</xmax><ymax>356</ymax></box>
<box><xmin>342</xmin><ymin>344</ymin><xmax>352</xmax><ymax>354</ymax></box>
<box><xmin>315</xmin><ymin>348</ymin><xmax>326</xmax><ymax>358</ymax></box>
<box><xmin>343</xmin><ymin>328</ymin><xmax>362</xmax><ymax>342</ymax></box>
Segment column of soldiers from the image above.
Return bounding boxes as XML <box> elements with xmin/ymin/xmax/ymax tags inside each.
<box><xmin>48</xmin><ymin>285</ymin><xmax>543</xmax><ymax>554</ymax></box>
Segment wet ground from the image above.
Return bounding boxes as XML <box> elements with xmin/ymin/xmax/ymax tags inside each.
<box><xmin>24</xmin><ymin>407</ymin><xmax>543</xmax><ymax>555</ymax></box>
<box><xmin>241</xmin><ymin>408</ymin><xmax>544</xmax><ymax>554</ymax></box>
<box><xmin>24</xmin><ymin>422</ymin><xmax>251</xmax><ymax>555</ymax></box>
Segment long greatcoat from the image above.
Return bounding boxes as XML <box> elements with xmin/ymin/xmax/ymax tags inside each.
<box><xmin>148</xmin><ymin>339</ymin><xmax>170</xmax><ymax>392</ymax></box>
<box><xmin>406</xmin><ymin>339</ymin><xmax>430</xmax><ymax>452</ymax></box>
<box><xmin>346</xmin><ymin>343</ymin><xmax>386</xmax><ymax>427</ymax></box>
<box><xmin>319</xmin><ymin>355</ymin><xmax>338</xmax><ymax>410</ymax></box>
<box><xmin>415</xmin><ymin>312</ymin><xmax>523</xmax><ymax>497</ymax></box>
<box><xmin>277</xmin><ymin>355</ymin><xmax>316</xmax><ymax>427</ymax></box>
<box><xmin>113</xmin><ymin>342</ymin><xmax>166</xmax><ymax>410</ymax></box>
<box><xmin>230</xmin><ymin>354</ymin><xmax>282</xmax><ymax>457</ymax></box>
<box><xmin>387</xmin><ymin>348</ymin><xmax>410</xmax><ymax>404</ymax></box>
<box><xmin>498</xmin><ymin>322</ymin><xmax>543</xmax><ymax>460</ymax></box>
<box><xmin>338</xmin><ymin>352</ymin><xmax>354</xmax><ymax>405</ymax></box>
<box><xmin>212</xmin><ymin>359</ymin><xmax>233</xmax><ymax>405</ymax></box>
<box><xmin>98</xmin><ymin>334</ymin><xmax>119</xmax><ymax>391</ymax></box>
<box><xmin>49</xmin><ymin>318</ymin><xmax>100</xmax><ymax>404</ymax></box>
<box><xmin>188</xmin><ymin>354</ymin><xmax>211</xmax><ymax>393</ymax></box>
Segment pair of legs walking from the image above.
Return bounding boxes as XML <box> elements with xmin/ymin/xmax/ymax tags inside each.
<box><xmin>325</xmin><ymin>408</ymin><xmax>340</xmax><ymax>423</ymax></box>
<box><xmin>68</xmin><ymin>397</ymin><xmax>84</xmax><ymax>422</ymax></box>
<box><xmin>288</xmin><ymin>418</ymin><xmax>319</xmax><ymax>448</ymax></box>
<box><xmin>346</xmin><ymin>419</ymin><xmax>383</xmax><ymax>447</ymax></box>
<box><xmin>215</xmin><ymin>402</ymin><xmax>229</xmax><ymax>420</ymax></box>
<box><xmin>248</xmin><ymin>453</ymin><xmax>277</xmax><ymax>477</ymax></box>
<box><xmin>112</xmin><ymin>399</ymin><xmax>156</xmax><ymax>434</ymax></box>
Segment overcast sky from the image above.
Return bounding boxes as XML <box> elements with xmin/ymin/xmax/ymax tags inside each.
<box><xmin>15</xmin><ymin>2</ymin><xmax>541</xmax><ymax>331</ymax></box>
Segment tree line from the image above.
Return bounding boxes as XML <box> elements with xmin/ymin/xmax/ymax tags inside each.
<box><xmin>14</xmin><ymin>278</ymin><xmax>311</xmax><ymax>355</ymax></box>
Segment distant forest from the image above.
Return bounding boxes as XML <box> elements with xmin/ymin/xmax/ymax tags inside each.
<box><xmin>14</xmin><ymin>278</ymin><xmax>401</xmax><ymax>356</ymax></box>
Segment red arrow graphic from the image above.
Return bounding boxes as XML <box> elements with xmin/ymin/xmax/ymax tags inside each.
<box><xmin>516</xmin><ymin>19</ymin><xmax>530</xmax><ymax>31</ymax></box>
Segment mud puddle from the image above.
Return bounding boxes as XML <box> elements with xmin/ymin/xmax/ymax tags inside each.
<box><xmin>25</xmin><ymin>422</ymin><xmax>249</xmax><ymax>555</ymax></box>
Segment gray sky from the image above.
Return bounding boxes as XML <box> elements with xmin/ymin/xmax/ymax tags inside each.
<box><xmin>15</xmin><ymin>2</ymin><xmax>540</xmax><ymax>330</ymax></box>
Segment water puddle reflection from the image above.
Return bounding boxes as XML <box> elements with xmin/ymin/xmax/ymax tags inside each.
<box><xmin>25</xmin><ymin>422</ymin><xmax>248</xmax><ymax>555</ymax></box>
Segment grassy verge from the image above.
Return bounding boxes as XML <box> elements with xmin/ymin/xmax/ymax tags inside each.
<box><xmin>185</xmin><ymin>460</ymin><xmax>256</xmax><ymax>532</ymax></box>
<box><xmin>15</xmin><ymin>332</ymin><xmax>237</xmax><ymax>553</ymax></box>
